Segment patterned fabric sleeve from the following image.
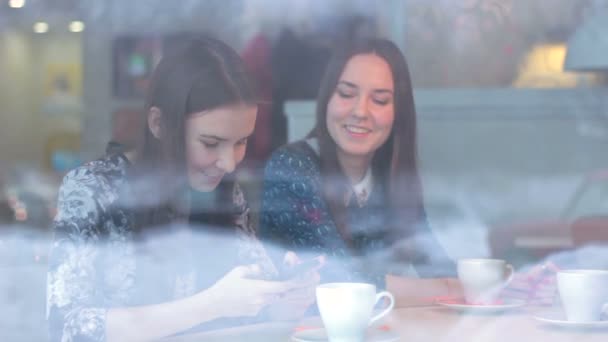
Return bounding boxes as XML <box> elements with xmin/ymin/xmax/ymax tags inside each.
<box><xmin>261</xmin><ymin>147</ymin><xmax>386</xmax><ymax>287</ymax></box>
<box><xmin>259</xmin><ymin>148</ymin><xmax>345</xmax><ymax>259</ymax></box>
<box><xmin>47</xmin><ymin>167</ymin><xmax>108</xmax><ymax>342</ymax></box>
<box><xmin>232</xmin><ymin>182</ymin><xmax>278</xmax><ymax>279</ymax></box>
<box><xmin>260</xmin><ymin>146</ymin><xmax>456</xmax><ymax>282</ymax></box>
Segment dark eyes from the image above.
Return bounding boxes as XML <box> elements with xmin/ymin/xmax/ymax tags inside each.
<box><xmin>372</xmin><ymin>98</ymin><xmax>390</xmax><ymax>106</ymax></box>
<box><xmin>337</xmin><ymin>89</ymin><xmax>356</xmax><ymax>99</ymax></box>
<box><xmin>201</xmin><ymin>140</ymin><xmax>219</xmax><ymax>148</ymax></box>
<box><xmin>200</xmin><ymin>139</ymin><xmax>247</xmax><ymax>149</ymax></box>
<box><xmin>336</xmin><ymin>89</ymin><xmax>391</xmax><ymax>106</ymax></box>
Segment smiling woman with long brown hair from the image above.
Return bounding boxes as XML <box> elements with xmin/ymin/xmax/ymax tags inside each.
<box><xmin>260</xmin><ymin>38</ymin><xmax>458</xmax><ymax>302</ymax></box>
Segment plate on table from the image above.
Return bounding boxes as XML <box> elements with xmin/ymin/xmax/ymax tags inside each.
<box><xmin>291</xmin><ymin>327</ymin><xmax>399</xmax><ymax>342</ymax></box>
<box><xmin>533</xmin><ymin>310</ymin><xmax>608</xmax><ymax>329</ymax></box>
<box><xmin>436</xmin><ymin>298</ymin><xmax>526</xmax><ymax>313</ymax></box>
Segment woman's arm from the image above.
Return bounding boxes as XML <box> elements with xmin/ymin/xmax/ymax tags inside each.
<box><xmin>48</xmin><ymin>168</ymin><xmax>310</xmax><ymax>341</ymax></box>
<box><xmin>105</xmin><ymin>286</ymin><xmax>223</xmax><ymax>342</ymax></box>
<box><xmin>386</xmin><ymin>275</ymin><xmax>462</xmax><ymax>307</ymax></box>
<box><xmin>104</xmin><ymin>262</ymin><xmax>310</xmax><ymax>342</ymax></box>
<box><xmin>383</xmin><ymin>214</ymin><xmax>462</xmax><ymax>306</ymax></box>
<box><xmin>47</xmin><ymin>168</ymin><xmax>110</xmax><ymax>342</ymax></box>
<box><xmin>48</xmin><ymin>167</ymin><xmax>209</xmax><ymax>342</ymax></box>
<box><xmin>389</xmin><ymin>212</ymin><xmax>457</xmax><ymax>278</ymax></box>
<box><xmin>106</xmin><ymin>261</ymin><xmax>311</xmax><ymax>341</ymax></box>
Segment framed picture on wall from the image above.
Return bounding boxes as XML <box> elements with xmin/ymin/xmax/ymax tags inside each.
<box><xmin>112</xmin><ymin>36</ymin><xmax>163</xmax><ymax>99</ymax></box>
<box><xmin>112</xmin><ymin>33</ymin><xmax>210</xmax><ymax>99</ymax></box>
<box><xmin>41</xmin><ymin>63</ymin><xmax>83</xmax><ymax>115</ymax></box>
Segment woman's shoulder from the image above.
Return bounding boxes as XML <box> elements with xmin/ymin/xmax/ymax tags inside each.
<box><xmin>60</xmin><ymin>153</ymin><xmax>129</xmax><ymax>205</ymax></box>
<box><xmin>265</xmin><ymin>138</ymin><xmax>321</xmax><ymax>175</ymax></box>
<box><xmin>53</xmin><ymin>154</ymin><xmax>133</xmax><ymax>242</ymax></box>
<box><xmin>65</xmin><ymin>153</ymin><xmax>128</xmax><ymax>181</ymax></box>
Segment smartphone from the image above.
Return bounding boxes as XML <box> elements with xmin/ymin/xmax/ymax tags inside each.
<box><xmin>279</xmin><ymin>258</ymin><xmax>322</xmax><ymax>280</ymax></box>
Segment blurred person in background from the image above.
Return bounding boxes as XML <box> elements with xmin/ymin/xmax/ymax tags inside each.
<box><xmin>0</xmin><ymin>199</ymin><xmax>15</xmax><ymax>226</ymax></box>
<box><xmin>240</xmin><ymin>23</ymin><xmax>275</xmax><ymax>168</ymax></box>
<box><xmin>47</xmin><ymin>36</ymin><xmax>321</xmax><ymax>342</ymax></box>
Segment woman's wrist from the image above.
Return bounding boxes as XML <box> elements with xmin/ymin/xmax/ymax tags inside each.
<box><xmin>444</xmin><ymin>278</ymin><xmax>451</xmax><ymax>297</ymax></box>
<box><xmin>190</xmin><ymin>287</ymin><xmax>224</xmax><ymax>321</ymax></box>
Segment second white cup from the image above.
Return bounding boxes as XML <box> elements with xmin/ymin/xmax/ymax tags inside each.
<box><xmin>558</xmin><ymin>270</ymin><xmax>608</xmax><ymax>322</ymax></box>
<box><xmin>457</xmin><ymin>258</ymin><xmax>514</xmax><ymax>304</ymax></box>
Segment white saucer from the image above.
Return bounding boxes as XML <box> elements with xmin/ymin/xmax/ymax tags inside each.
<box><xmin>533</xmin><ymin>310</ymin><xmax>608</xmax><ymax>329</ymax></box>
<box><xmin>436</xmin><ymin>298</ymin><xmax>526</xmax><ymax>313</ymax></box>
<box><xmin>291</xmin><ymin>328</ymin><xmax>399</xmax><ymax>342</ymax></box>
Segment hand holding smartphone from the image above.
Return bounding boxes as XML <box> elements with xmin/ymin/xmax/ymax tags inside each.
<box><xmin>279</xmin><ymin>258</ymin><xmax>323</xmax><ymax>281</ymax></box>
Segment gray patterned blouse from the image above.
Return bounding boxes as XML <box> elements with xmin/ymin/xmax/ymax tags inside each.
<box><xmin>46</xmin><ymin>152</ymin><xmax>277</xmax><ymax>342</ymax></box>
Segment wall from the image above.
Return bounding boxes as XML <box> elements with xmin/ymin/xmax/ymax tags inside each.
<box><xmin>0</xmin><ymin>30</ymin><xmax>35</xmax><ymax>169</ymax></box>
<box><xmin>78</xmin><ymin>0</ymin><xmax>392</xmax><ymax>160</ymax></box>
<box><xmin>0</xmin><ymin>29</ymin><xmax>81</xmax><ymax>173</ymax></box>
<box><xmin>404</xmin><ymin>0</ymin><xmax>594</xmax><ymax>87</ymax></box>
<box><xmin>79</xmin><ymin>0</ymin><xmax>244</xmax><ymax>160</ymax></box>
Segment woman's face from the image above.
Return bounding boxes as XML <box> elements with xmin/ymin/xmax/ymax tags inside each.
<box><xmin>326</xmin><ymin>53</ymin><xmax>395</xmax><ymax>161</ymax></box>
<box><xmin>185</xmin><ymin>104</ymin><xmax>257</xmax><ymax>191</ymax></box>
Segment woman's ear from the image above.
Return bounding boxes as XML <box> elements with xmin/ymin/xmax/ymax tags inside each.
<box><xmin>147</xmin><ymin>107</ymin><xmax>163</xmax><ymax>139</ymax></box>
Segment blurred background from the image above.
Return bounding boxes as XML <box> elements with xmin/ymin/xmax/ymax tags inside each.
<box><xmin>2</xmin><ymin>0</ymin><xmax>608</xmax><ymax>339</ymax></box>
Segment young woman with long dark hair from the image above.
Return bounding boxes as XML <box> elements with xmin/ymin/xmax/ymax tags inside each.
<box><xmin>47</xmin><ymin>36</ymin><xmax>319</xmax><ymax>342</ymax></box>
<box><xmin>260</xmin><ymin>38</ymin><xmax>457</xmax><ymax>303</ymax></box>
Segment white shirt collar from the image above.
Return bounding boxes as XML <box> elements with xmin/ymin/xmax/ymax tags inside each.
<box><xmin>305</xmin><ymin>138</ymin><xmax>374</xmax><ymax>207</ymax></box>
<box><xmin>345</xmin><ymin>167</ymin><xmax>374</xmax><ymax>207</ymax></box>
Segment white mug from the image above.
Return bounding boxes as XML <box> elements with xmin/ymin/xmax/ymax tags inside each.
<box><xmin>316</xmin><ymin>283</ymin><xmax>394</xmax><ymax>342</ymax></box>
<box><xmin>457</xmin><ymin>259</ymin><xmax>514</xmax><ymax>304</ymax></box>
<box><xmin>557</xmin><ymin>270</ymin><xmax>608</xmax><ymax>322</ymax></box>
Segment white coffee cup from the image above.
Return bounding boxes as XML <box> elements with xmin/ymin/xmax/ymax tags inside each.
<box><xmin>457</xmin><ymin>259</ymin><xmax>514</xmax><ymax>304</ymax></box>
<box><xmin>316</xmin><ymin>283</ymin><xmax>394</xmax><ymax>342</ymax></box>
<box><xmin>557</xmin><ymin>270</ymin><xmax>608</xmax><ymax>322</ymax></box>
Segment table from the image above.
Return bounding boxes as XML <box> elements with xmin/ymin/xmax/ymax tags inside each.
<box><xmin>167</xmin><ymin>306</ymin><xmax>608</xmax><ymax>341</ymax></box>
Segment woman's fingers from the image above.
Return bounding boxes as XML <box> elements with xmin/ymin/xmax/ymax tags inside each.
<box><xmin>283</xmin><ymin>251</ymin><xmax>300</xmax><ymax>267</ymax></box>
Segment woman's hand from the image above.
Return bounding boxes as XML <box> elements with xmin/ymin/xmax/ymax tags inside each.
<box><xmin>502</xmin><ymin>262</ymin><xmax>559</xmax><ymax>306</ymax></box>
<box><xmin>266</xmin><ymin>252</ymin><xmax>324</xmax><ymax>321</ymax></box>
<box><xmin>205</xmin><ymin>264</ymin><xmax>304</xmax><ymax>318</ymax></box>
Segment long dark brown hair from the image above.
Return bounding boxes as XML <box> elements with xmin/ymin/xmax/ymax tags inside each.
<box><xmin>310</xmin><ymin>38</ymin><xmax>425</xmax><ymax>245</ymax></box>
<box><xmin>130</xmin><ymin>35</ymin><xmax>257</xmax><ymax>232</ymax></box>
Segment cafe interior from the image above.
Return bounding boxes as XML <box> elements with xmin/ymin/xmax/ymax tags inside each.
<box><xmin>1</xmin><ymin>0</ymin><xmax>608</xmax><ymax>341</ymax></box>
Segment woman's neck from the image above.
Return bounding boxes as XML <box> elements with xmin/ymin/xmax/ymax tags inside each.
<box><xmin>336</xmin><ymin>149</ymin><xmax>372</xmax><ymax>184</ymax></box>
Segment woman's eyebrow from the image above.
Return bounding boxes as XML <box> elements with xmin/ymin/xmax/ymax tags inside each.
<box><xmin>337</xmin><ymin>81</ymin><xmax>358</xmax><ymax>89</ymax></box>
<box><xmin>198</xmin><ymin>134</ymin><xmax>226</xmax><ymax>141</ymax></box>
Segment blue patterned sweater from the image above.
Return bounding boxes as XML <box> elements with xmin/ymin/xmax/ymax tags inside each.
<box><xmin>260</xmin><ymin>139</ymin><xmax>456</xmax><ymax>288</ymax></box>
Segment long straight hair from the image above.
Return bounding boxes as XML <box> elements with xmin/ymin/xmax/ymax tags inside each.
<box><xmin>130</xmin><ymin>36</ymin><xmax>257</xmax><ymax>232</ymax></box>
<box><xmin>310</xmin><ymin>38</ymin><xmax>425</xmax><ymax>244</ymax></box>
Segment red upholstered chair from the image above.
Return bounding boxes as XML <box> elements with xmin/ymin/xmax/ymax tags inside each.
<box><xmin>571</xmin><ymin>215</ymin><xmax>608</xmax><ymax>246</ymax></box>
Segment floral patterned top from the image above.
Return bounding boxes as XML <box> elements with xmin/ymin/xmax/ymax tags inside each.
<box><xmin>46</xmin><ymin>152</ymin><xmax>277</xmax><ymax>342</ymax></box>
<box><xmin>260</xmin><ymin>139</ymin><xmax>456</xmax><ymax>288</ymax></box>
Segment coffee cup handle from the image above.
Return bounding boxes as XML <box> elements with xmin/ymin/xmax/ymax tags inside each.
<box><xmin>369</xmin><ymin>291</ymin><xmax>395</xmax><ymax>326</ymax></box>
<box><xmin>505</xmin><ymin>264</ymin><xmax>515</xmax><ymax>285</ymax></box>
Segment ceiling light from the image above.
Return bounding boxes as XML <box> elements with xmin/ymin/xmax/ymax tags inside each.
<box><xmin>9</xmin><ymin>0</ymin><xmax>26</xmax><ymax>9</ymax></box>
<box><xmin>33</xmin><ymin>22</ymin><xmax>49</xmax><ymax>33</ymax></box>
<box><xmin>69</xmin><ymin>21</ymin><xmax>85</xmax><ymax>33</ymax></box>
